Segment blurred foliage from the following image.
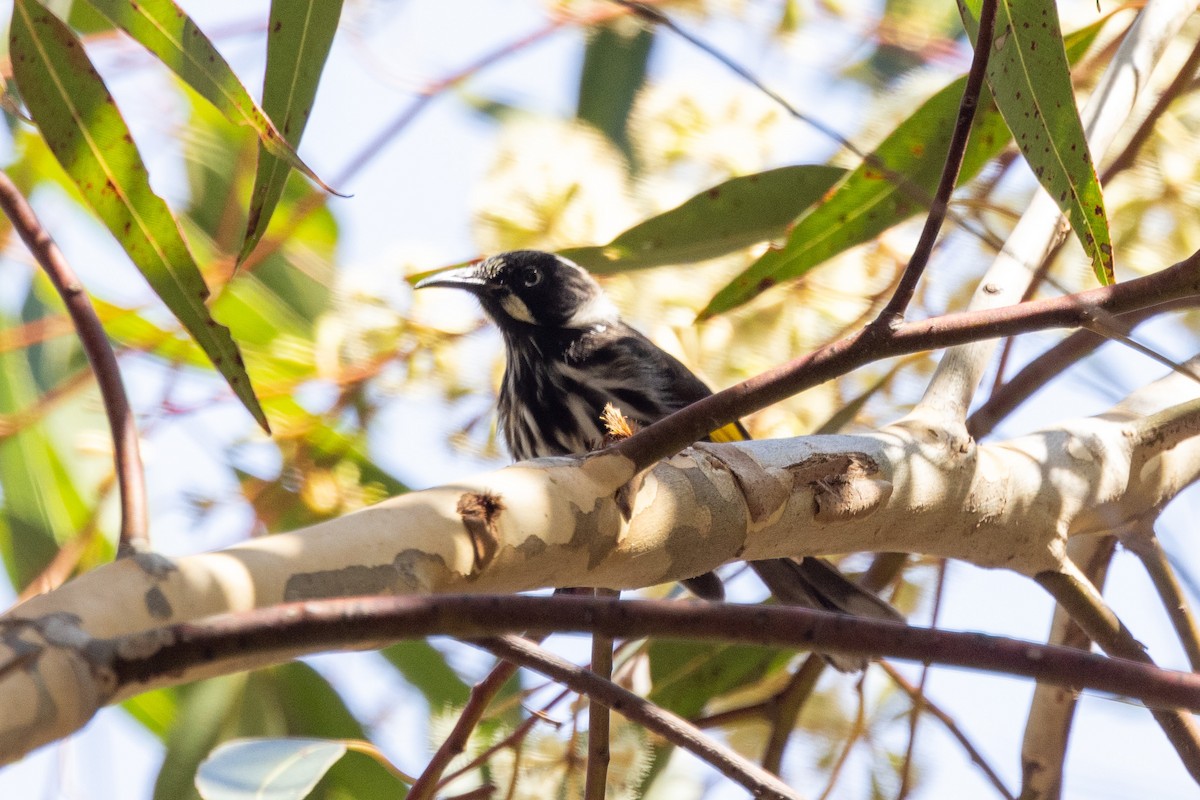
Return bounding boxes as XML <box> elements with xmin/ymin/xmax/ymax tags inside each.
<box><xmin>1</xmin><ymin>1</ymin><xmax>1199</xmax><ymax>798</ymax></box>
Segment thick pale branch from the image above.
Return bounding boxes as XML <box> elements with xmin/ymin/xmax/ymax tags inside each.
<box><xmin>3</xmin><ymin>366</ymin><xmax>1200</xmax><ymax>761</ymax></box>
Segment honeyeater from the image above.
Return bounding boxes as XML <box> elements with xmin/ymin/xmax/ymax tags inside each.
<box><xmin>417</xmin><ymin>250</ymin><xmax>900</xmax><ymax>668</ymax></box>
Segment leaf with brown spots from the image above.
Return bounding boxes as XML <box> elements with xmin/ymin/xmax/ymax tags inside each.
<box><xmin>959</xmin><ymin>0</ymin><xmax>1114</xmax><ymax>284</ymax></box>
<box><xmin>239</xmin><ymin>0</ymin><xmax>344</xmax><ymax>263</ymax></box>
<box><xmin>9</xmin><ymin>0</ymin><xmax>267</xmax><ymax>430</ymax></box>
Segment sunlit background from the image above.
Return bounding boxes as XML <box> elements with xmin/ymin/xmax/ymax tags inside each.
<box><xmin>1</xmin><ymin>0</ymin><xmax>1199</xmax><ymax>797</ymax></box>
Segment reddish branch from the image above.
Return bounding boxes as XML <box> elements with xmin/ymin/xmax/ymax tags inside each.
<box><xmin>882</xmin><ymin>0</ymin><xmax>997</xmax><ymax>319</ymax></box>
<box><xmin>105</xmin><ymin>595</ymin><xmax>1200</xmax><ymax>714</ymax></box>
<box><xmin>612</xmin><ymin>249</ymin><xmax>1200</xmax><ymax>471</ymax></box>
<box><xmin>0</xmin><ymin>170</ymin><xmax>148</xmax><ymax>555</ymax></box>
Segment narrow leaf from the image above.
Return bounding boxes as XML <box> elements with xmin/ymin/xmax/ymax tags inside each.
<box><xmin>196</xmin><ymin>738</ymin><xmax>346</xmax><ymax>800</ymax></box>
<box><xmin>239</xmin><ymin>0</ymin><xmax>344</xmax><ymax>263</ymax></box>
<box><xmin>577</xmin><ymin>23</ymin><xmax>653</xmax><ymax>163</ymax></box>
<box><xmin>960</xmin><ymin>0</ymin><xmax>1113</xmax><ymax>283</ymax></box>
<box><xmin>560</xmin><ymin>165</ymin><xmax>846</xmax><ymax>273</ymax></box>
<box><xmin>80</xmin><ymin>0</ymin><xmax>337</xmax><ymax>195</ymax></box>
<box><xmin>10</xmin><ymin>0</ymin><xmax>268</xmax><ymax>429</ymax></box>
<box><xmin>700</xmin><ymin>77</ymin><xmax>1011</xmax><ymax>319</ymax></box>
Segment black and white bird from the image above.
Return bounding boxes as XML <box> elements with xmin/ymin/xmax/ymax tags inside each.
<box><xmin>417</xmin><ymin>250</ymin><xmax>900</xmax><ymax>668</ymax></box>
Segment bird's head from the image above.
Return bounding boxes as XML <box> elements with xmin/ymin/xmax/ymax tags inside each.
<box><xmin>415</xmin><ymin>251</ymin><xmax>618</xmax><ymax>332</ymax></box>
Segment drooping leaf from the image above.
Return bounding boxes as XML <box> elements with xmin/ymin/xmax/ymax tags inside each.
<box><xmin>559</xmin><ymin>165</ymin><xmax>846</xmax><ymax>273</ymax></box>
<box><xmin>80</xmin><ymin>0</ymin><xmax>335</xmax><ymax>194</ymax></box>
<box><xmin>239</xmin><ymin>0</ymin><xmax>344</xmax><ymax>263</ymax></box>
<box><xmin>960</xmin><ymin>0</ymin><xmax>1113</xmax><ymax>283</ymax></box>
<box><xmin>577</xmin><ymin>23</ymin><xmax>653</xmax><ymax>164</ymax></box>
<box><xmin>9</xmin><ymin>0</ymin><xmax>268</xmax><ymax>430</ymax></box>
<box><xmin>196</xmin><ymin>738</ymin><xmax>347</xmax><ymax>800</ymax></box>
<box><xmin>699</xmin><ymin>77</ymin><xmax>1011</xmax><ymax>319</ymax></box>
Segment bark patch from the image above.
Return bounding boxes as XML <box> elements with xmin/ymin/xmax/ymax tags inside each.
<box><xmin>457</xmin><ymin>490</ymin><xmax>505</xmax><ymax>572</ymax></box>
<box><xmin>787</xmin><ymin>452</ymin><xmax>890</xmax><ymax>522</ymax></box>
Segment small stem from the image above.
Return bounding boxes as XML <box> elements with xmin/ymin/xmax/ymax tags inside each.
<box><xmin>585</xmin><ymin>588</ymin><xmax>618</xmax><ymax>800</ymax></box>
<box><xmin>881</xmin><ymin>0</ymin><xmax>997</xmax><ymax>320</ymax></box>
<box><xmin>1121</xmin><ymin>524</ymin><xmax>1200</xmax><ymax>672</ymax></box>
<box><xmin>612</xmin><ymin>248</ymin><xmax>1200</xmax><ymax>471</ymax></box>
<box><xmin>477</xmin><ymin>635</ymin><xmax>801</xmax><ymax>800</ymax></box>
<box><xmin>0</xmin><ymin>170</ymin><xmax>148</xmax><ymax>555</ymax></box>
<box><xmin>1036</xmin><ymin>567</ymin><xmax>1200</xmax><ymax>784</ymax></box>
<box><xmin>880</xmin><ymin>661</ymin><xmax>1015</xmax><ymax>800</ymax></box>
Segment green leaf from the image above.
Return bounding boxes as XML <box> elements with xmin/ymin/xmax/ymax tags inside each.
<box><xmin>380</xmin><ymin>641</ymin><xmax>471</xmax><ymax>711</ymax></box>
<box><xmin>239</xmin><ymin>0</ymin><xmax>344</xmax><ymax>263</ymax></box>
<box><xmin>80</xmin><ymin>0</ymin><xmax>335</xmax><ymax>194</ymax></box>
<box><xmin>560</xmin><ymin>165</ymin><xmax>846</xmax><ymax>274</ymax></box>
<box><xmin>960</xmin><ymin>0</ymin><xmax>1113</xmax><ymax>283</ymax></box>
<box><xmin>700</xmin><ymin>77</ymin><xmax>1011</xmax><ymax>319</ymax></box>
<box><xmin>269</xmin><ymin>663</ymin><xmax>405</xmax><ymax>799</ymax></box>
<box><xmin>155</xmin><ymin>674</ymin><xmax>249</xmax><ymax>800</ymax></box>
<box><xmin>122</xmin><ymin>688</ymin><xmax>180</xmax><ymax>741</ymax></box>
<box><xmin>577</xmin><ymin>23</ymin><xmax>653</xmax><ymax>164</ymax></box>
<box><xmin>648</xmin><ymin>640</ymin><xmax>788</xmax><ymax>718</ymax></box>
<box><xmin>9</xmin><ymin>0</ymin><xmax>268</xmax><ymax>430</ymax></box>
<box><xmin>196</xmin><ymin>738</ymin><xmax>347</xmax><ymax>800</ymax></box>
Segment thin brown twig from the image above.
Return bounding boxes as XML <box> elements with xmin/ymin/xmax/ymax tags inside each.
<box><xmin>816</xmin><ymin>681</ymin><xmax>867</xmax><ymax>800</ymax></box>
<box><xmin>437</xmin><ymin>688</ymin><xmax>572</xmax><ymax>789</ymax></box>
<box><xmin>968</xmin><ymin>297</ymin><xmax>1200</xmax><ymax>438</ymax></box>
<box><xmin>611</xmin><ymin>248</ymin><xmax>1200</xmax><ymax>472</ymax></box>
<box><xmin>614</xmin><ymin>1</ymin><xmax>1004</xmax><ymax>255</ymax></box>
<box><xmin>405</xmin><ymin>649</ymin><xmax>527</xmax><ymax>800</ymax></box>
<box><xmin>879</xmin><ymin>661</ymin><xmax>1016</xmax><ymax>800</ymax></box>
<box><xmin>897</xmin><ymin>559</ymin><xmax>948</xmax><ymax>800</ymax></box>
<box><xmin>759</xmin><ymin>552</ymin><xmax>911</xmax><ymax>774</ymax></box>
<box><xmin>1036</xmin><ymin>569</ymin><xmax>1200</xmax><ymax>783</ymax></box>
<box><xmin>761</xmin><ymin>656</ymin><xmax>823</xmax><ymax>774</ymax></box>
<box><xmin>1100</xmin><ymin>30</ymin><xmax>1200</xmax><ymax>184</ymax></box>
<box><xmin>475</xmin><ymin>635</ymin><xmax>801</xmax><ymax>800</ymax></box>
<box><xmin>1120</xmin><ymin>524</ymin><xmax>1200</xmax><ymax>672</ymax></box>
<box><xmin>110</xmin><ymin>595</ymin><xmax>1200</xmax><ymax>717</ymax></box>
<box><xmin>881</xmin><ymin>0</ymin><xmax>997</xmax><ymax>320</ymax></box>
<box><xmin>0</xmin><ymin>170</ymin><xmax>148</xmax><ymax>555</ymax></box>
<box><xmin>585</xmin><ymin>588</ymin><xmax>618</xmax><ymax>800</ymax></box>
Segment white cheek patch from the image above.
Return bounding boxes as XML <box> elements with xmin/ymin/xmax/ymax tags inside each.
<box><xmin>566</xmin><ymin>292</ymin><xmax>618</xmax><ymax>328</ymax></box>
<box><xmin>501</xmin><ymin>293</ymin><xmax>537</xmax><ymax>324</ymax></box>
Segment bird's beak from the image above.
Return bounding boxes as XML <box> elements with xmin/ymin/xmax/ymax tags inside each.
<box><xmin>413</xmin><ymin>265</ymin><xmax>486</xmax><ymax>293</ymax></box>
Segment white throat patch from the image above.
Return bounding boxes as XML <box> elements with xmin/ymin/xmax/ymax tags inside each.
<box><xmin>501</xmin><ymin>293</ymin><xmax>536</xmax><ymax>324</ymax></box>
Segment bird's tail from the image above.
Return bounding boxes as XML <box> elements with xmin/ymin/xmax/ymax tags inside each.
<box><xmin>750</xmin><ymin>557</ymin><xmax>902</xmax><ymax>672</ymax></box>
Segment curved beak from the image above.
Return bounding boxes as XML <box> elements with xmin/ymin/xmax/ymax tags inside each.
<box><xmin>413</xmin><ymin>265</ymin><xmax>486</xmax><ymax>293</ymax></box>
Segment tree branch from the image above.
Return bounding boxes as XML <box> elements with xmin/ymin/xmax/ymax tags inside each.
<box><xmin>880</xmin><ymin>0</ymin><xmax>996</xmax><ymax>320</ymax></box>
<box><xmin>0</xmin><ymin>170</ymin><xmax>147</xmax><ymax>555</ymax></box>
<box><xmin>613</xmin><ymin>248</ymin><xmax>1200</xmax><ymax>470</ymax></box>
<box><xmin>477</xmin><ymin>634</ymin><xmax>800</xmax><ymax>800</ymax></box>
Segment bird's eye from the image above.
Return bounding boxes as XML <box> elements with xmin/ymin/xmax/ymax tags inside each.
<box><xmin>519</xmin><ymin>266</ymin><xmax>542</xmax><ymax>287</ymax></box>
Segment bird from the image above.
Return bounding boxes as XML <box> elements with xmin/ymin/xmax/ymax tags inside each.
<box><xmin>416</xmin><ymin>250</ymin><xmax>901</xmax><ymax>669</ymax></box>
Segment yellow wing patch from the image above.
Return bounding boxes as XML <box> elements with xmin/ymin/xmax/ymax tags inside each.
<box><xmin>708</xmin><ymin>421</ymin><xmax>751</xmax><ymax>443</ymax></box>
